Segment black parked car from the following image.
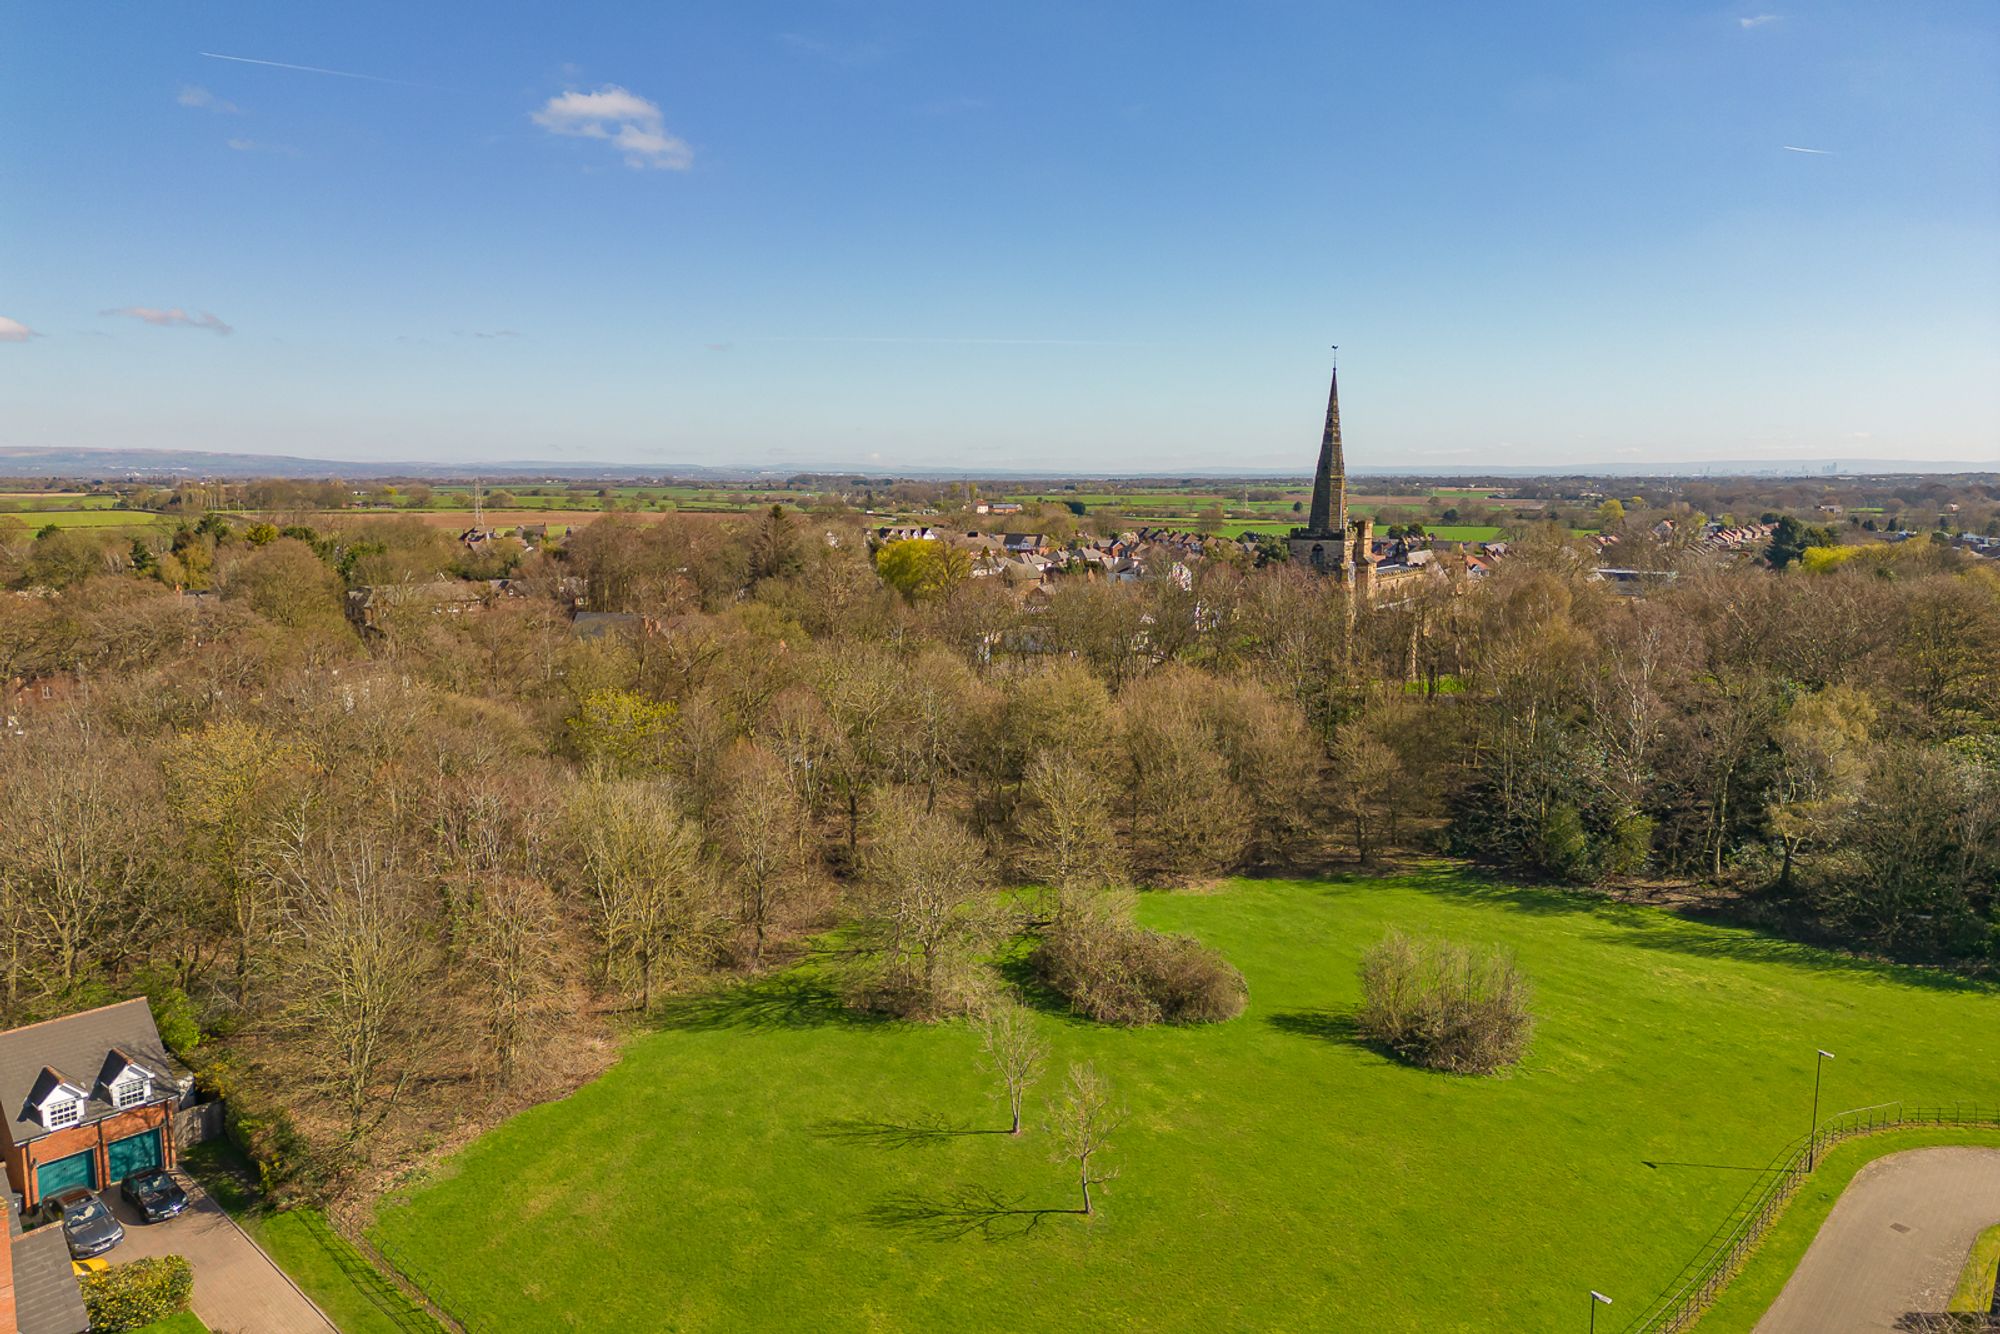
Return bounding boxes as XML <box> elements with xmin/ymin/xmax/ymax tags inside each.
<box><xmin>119</xmin><ymin>1170</ymin><xmax>189</xmax><ymax>1223</ymax></box>
<box><xmin>39</xmin><ymin>1189</ymin><xmax>124</xmax><ymax>1259</ymax></box>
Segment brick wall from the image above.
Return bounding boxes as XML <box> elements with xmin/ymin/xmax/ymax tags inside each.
<box><xmin>0</xmin><ymin>1200</ymin><xmax>17</xmax><ymax>1334</ymax></box>
<box><xmin>8</xmin><ymin>1102</ymin><xmax>174</xmax><ymax>1208</ymax></box>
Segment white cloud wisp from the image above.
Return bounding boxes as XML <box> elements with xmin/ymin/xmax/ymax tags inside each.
<box><xmin>178</xmin><ymin>85</ymin><xmax>242</xmax><ymax>113</ymax></box>
<box><xmin>532</xmin><ymin>86</ymin><xmax>692</xmax><ymax>170</ymax></box>
<box><xmin>103</xmin><ymin>307</ymin><xmax>234</xmax><ymax>335</ymax></box>
<box><xmin>0</xmin><ymin>316</ymin><xmax>37</xmax><ymax>343</ymax></box>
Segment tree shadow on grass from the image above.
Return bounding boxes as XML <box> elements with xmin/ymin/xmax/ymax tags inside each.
<box><xmin>1388</xmin><ymin>864</ymin><xmax>1996</xmax><ymax>996</ymax></box>
<box><xmin>993</xmin><ymin>942</ymin><xmax>1083</xmax><ymax>1022</ymax></box>
<box><xmin>1264</xmin><ymin>1007</ymin><xmax>1367</xmax><ymax>1047</ymax></box>
<box><xmin>862</xmin><ymin>1184</ymin><xmax>1077</xmax><ymax>1242</ymax></box>
<box><xmin>1612</xmin><ymin>925</ymin><xmax>1995</xmax><ymax>994</ymax></box>
<box><xmin>1393</xmin><ymin>863</ymin><xmax>1656</xmax><ymax>926</ymax></box>
<box><xmin>650</xmin><ymin>971</ymin><xmax>890</xmax><ymax>1033</ymax></box>
<box><xmin>1640</xmin><ymin>1160</ymin><xmax>1781</xmax><ymax>1174</ymax></box>
<box><xmin>814</xmin><ymin>1114</ymin><xmax>1013</xmax><ymax>1149</ymax></box>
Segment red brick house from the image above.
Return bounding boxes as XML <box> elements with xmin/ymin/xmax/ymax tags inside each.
<box><xmin>0</xmin><ymin>1000</ymin><xmax>188</xmax><ymax>1211</ymax></box>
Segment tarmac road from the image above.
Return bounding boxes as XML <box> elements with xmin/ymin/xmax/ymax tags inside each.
<box><xmin>1754</xmin><ymin>1146</ymin><xmax>2000</xmax><ymax>1333</ymax></box>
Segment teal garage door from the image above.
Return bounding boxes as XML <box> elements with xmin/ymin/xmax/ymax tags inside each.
<box><xmin>107</xmin><ymin>1129</ymin><xmax>161</xmax><ymax>1182</ymax></box>
<box><xmin>36</xmin><ymin>1149</ymin><xmax>96</xmax><ymax>1200</ymax></box>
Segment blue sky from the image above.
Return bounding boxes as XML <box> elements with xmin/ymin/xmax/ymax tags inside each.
<box><xmin>3</xmin><ymin>2</ymin><xmax>1996</xmax><ymax>471</ymax></box>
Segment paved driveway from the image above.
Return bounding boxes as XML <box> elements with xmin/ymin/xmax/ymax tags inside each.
<box><xmin>106</xmin><ymin>1174</ymin><xmax>337</xmax><ymax>1334</ymax></box>
<box><xmin>1755</xmin><ymin>1146</ymin><xmax>2000</xmax><ymax>1333</ymax></box>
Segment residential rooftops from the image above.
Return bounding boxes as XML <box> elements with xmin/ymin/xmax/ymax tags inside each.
<box><xmin>0</xmin><ymin>1000</ymin><xmax>178</xmax><ymax>1148</ymax></box>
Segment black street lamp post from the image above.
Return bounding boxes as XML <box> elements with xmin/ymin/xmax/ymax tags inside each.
<box><xmin>1809</xmin><ymin>1049</ymin><xmax>1835</xmax><ymax>1170</ymax></box>
<box><xmin>1590</xmin><ymin>1290</ymin><xmax>1612</xmax><ymax>1332</ymax></box>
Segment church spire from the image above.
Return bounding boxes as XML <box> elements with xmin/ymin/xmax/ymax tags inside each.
<box><xmin>1305</xmin><ymin>348</ymin><xmax>1345</xmax><ymax>537</ymax></box>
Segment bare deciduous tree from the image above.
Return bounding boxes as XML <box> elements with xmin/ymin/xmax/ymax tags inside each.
<box><xmin>973</xmin><ymin>1002</ymin><xmax>1047</xmax><ymax>1134</ymax></box>
<box><xmin>164</xmin><ymin>718</ymin><xmax>298</xmax><ymax>1006</ymax></box>
<box><xmin>854</xmin><ymin>793</ymin><xmax>994</xmax><ymax>1019</ymax></box>
<box><xmin>1017</xmin><ymin>751</ymin><xmax>1123</xmax><ymax>919</ymax></box>
<box><xmin>1045</xmin><ymin>1062</ymin><xmax>1126</xmax><ymax>1216</ymax></box>
<box><xmin>281</xmin><ymin>843</ymin><xmax>438</xmax><ymax>1139</ymax></box>
<box><xmin>714</xmin><ymin>741</ymin><xmax>813</xmax><ymax>968</ymax></box>
<box><xmin>462</xmin><ymin>876</ymin><xmax>567</xmax><ymax>1091</ymax></box>
<box><xmin>0</xmin><ymin>725</ymin><xmax>151</xmax><ymax>998</ymax></box>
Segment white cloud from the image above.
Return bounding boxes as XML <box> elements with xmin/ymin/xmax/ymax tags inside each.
<box><xmin>1738</xmin><ymin>14</ymin><xmax>1781</xmax><ymax>27</ymax></box>
<box><xmin>226</xmin><ymin>137</ymin><xmax>299</xmax><ymax>155</ymax></box>
<box><xmin>531</xmin><ymin>85</ymin><xmax>692</xmax><ymax>170</ymax></box>
<box><xmin>102</xmin><ymin>307</ymin><xmax>234</xmax><ymax>336</ymax></box>
<box><xmin>0</xmin><ymin>316</ymin><xmax>37</xmax><ymax>343</ymax></box>
<box><xmin>178</xmin><ymin>84</ymin><xmax>242</xmax><ymax>113</ymax></box>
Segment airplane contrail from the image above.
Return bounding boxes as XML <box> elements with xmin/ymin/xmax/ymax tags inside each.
<box><xmin>1782</xmin><ymin>145</ymin><xmax>1832</xmax><ymax>154</ymax></box>
<box><xmin>199</xmin><ymin>51</ymin><xmax>427</xmax><ymax>87</ymax></box>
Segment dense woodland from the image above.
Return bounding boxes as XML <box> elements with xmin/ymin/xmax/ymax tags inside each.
<box><xmin>1</xmin><ymin>501</ymin><xmax>1996</xmax><ymax>1202</ymax></box>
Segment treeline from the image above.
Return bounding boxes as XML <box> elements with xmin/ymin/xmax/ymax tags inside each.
<box><xmin>0</xmin><ymin>507</ymin><xmax>1996</xmax><ymax>1197</ymax></box>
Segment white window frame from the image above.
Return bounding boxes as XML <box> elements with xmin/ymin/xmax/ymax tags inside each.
<box><xmin>44</xmin><ymin>1096</ymin><xmax>81</xmax><ymax>1129</ymax></box>
<box><xmin>113</xmin><ymin>1077</ymin><xmax>149</xmax><ymax>1110</ymax></box>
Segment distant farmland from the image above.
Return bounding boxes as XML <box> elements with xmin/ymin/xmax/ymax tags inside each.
<box><xmin>275</xmin><ymin>508</ymin><xmax>747</xmax><ymax>535</ymax></box>
<box><xmin>0</xmin><ymin>509</ymin><xmax>169</xmax><ymax>530</ymax></box>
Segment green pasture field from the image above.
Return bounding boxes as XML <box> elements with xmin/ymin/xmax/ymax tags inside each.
<box><xmin>368</xmin><ymin>869</ymin><xmax>2000</xmax><ymax>1333</ymax></box>
<box><xmin>1</xmin><ymin>509</ymin><xmax>168</xmax><ymax>530</ymax></box>
<box><xmin>0</xmin><ymin>491</ymin><xmax>121</xmax><ymax>510</ymax></box>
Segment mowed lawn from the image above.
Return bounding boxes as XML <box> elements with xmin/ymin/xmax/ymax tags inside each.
<box><xmin>369</xmin><ymin>870</ymin><xmax>2000</xmax><ymax>1332</ymax></box>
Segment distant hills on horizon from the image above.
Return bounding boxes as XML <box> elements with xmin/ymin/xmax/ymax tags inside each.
<box><xmin>0</xmin><ymin>445</ymin><xmax>1993</xmax><ymax>483</ymax></box>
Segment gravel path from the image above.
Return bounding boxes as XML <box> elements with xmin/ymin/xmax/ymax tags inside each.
<box><xmin>1754</xmin><ymin>1146</ymin><xmax>2000</xmax><ymax>1333</ymax></box>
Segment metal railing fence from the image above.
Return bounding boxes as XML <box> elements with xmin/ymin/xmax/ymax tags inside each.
<box><xmin>1620</xmin><ymin>1101</ymin><xmax>2000</xmax><ymax>1333</ymax></box>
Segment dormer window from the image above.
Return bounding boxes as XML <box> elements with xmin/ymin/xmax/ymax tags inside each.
<box><xmin>97</xmin><ymin>1049</ymin><xmax>159</xmax><ymax>1113</ymax></box>
<box><xmin>28</xmin><ymin>1067</ymin><xmax>91</xmax><ymax>1131</ymax></box>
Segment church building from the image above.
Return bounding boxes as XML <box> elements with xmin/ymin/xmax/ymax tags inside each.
<box><xmin>1287</xmin><ymin>352</ymin><xmax>1378</xmax><ymax>592</ymax></box>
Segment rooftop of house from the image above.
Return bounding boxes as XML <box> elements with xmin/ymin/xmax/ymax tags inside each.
<box><xmin>0</xmin><ymin>999</ymin><xmax>180</xmax><ymax>1148</ymax></box>
<box><xmin>8</xmin><ymin>1203</ymin><xmax>88</xmax><ymax>1334</ymax></box>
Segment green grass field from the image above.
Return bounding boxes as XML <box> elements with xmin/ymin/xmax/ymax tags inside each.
<box><xmin>367</xmin><ymin>869</ymin><xmax>2000</xmax><ymax>1333</ymax></box>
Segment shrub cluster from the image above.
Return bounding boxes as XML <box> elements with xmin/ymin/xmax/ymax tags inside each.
<box><xmin>1356</xmin><ymin>932</ymin><xmax>1533</xmax><ymax>1075</ymax></box>
<box><xmin>81</xmin><ymin>1255</ymin><xmax>194</xmax><ymax>1333</ymax></box>
<box><xmin>1034</xmin><ymin>909</ymin><xmax>1247</xmax><ymax>1026</ymax></box>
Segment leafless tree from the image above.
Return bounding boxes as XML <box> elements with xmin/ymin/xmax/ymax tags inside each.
<box><xmin>281</xmin><ymin>842</ymin><xmax>438</xmax><ymax>1139</ymax></box>
<box><xmin>713</xmin><ymin>741</ymin><xmax>813</xmax><ymax>968</ymax></box>
<box><xmin>973</xmin><ymin>1002</ymin><xmax>1047</xmax><ymax>1134</ymax></box>
<box><xmin>0</xmin><ymin>725</ymin><xmax>151</xmax><ymax>996</ymax></box>
<box><xmin>1045</xmin><ymin>1062</ymin><xmax>1126</xmax><ymax>1215</ymax></box>
<box><xmin>1017</xmin><ymin>751</ymin><xmax>1122</xmax><ymax>919</ymax></box>
<box><xmin>854</xmin><ymin>792</ymin><xmax>995</xmax><ymax>1019</ymax></box>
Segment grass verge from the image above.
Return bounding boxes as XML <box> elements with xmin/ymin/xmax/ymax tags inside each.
<box><xmin>1951</xmin><ymin>1221</ymin><xmax>2000</xmax><ymax>1314</ymax></box>
<box><xmin>1691</xmin><ymin>1127</ymin><xmax>2000</xmax><ymax>1331</ymax></box>
<box><xmin>181</xmin><ymin>1143</ymin><xmax>437</xmax><ymax>1333</ymax></box>
<box><xmin>131</xmin><ymin>1313</ymin><xmax>210</xmax><ymax>1333</ymax></box>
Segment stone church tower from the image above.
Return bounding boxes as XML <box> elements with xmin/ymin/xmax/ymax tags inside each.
<box><xmin>1287</xmin><ymin>351</ymin><xmax>1376</xmax><ymax>588</ymax></box>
